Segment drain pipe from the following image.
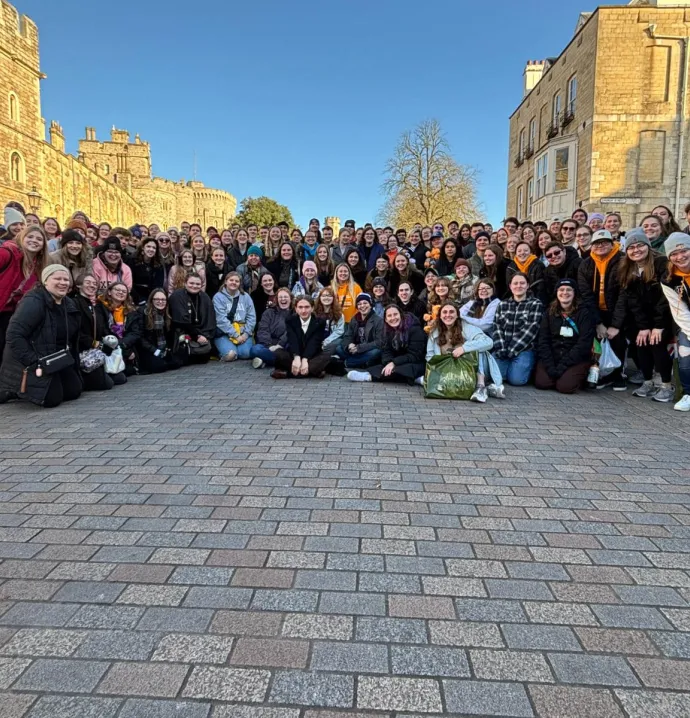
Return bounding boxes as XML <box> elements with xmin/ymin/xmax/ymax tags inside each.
<box><xmin>647</xmin><ymin>25</ymin><xmax>689</xmax><ymax>218</ymax></box>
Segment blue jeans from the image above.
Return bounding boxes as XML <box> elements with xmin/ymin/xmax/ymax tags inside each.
<box><xmin>336</xmin><ymin>345</ymin><xmax>382</xmax><ymax>368</ymax></box>
<box><xmin>678</xmin><ymin>331</ymin><xmax>690</xmax><ymax>393</ymax></box>
<box><xmin>495</xmin><ymin>350</ymin><xmax>536</xmax><ymax>386</ymax></box>
<box><xmin>249</xmin><ymin>344</ymin><xmax>277</xmax><ymax>366</ymax></box>
<box><xmin>214</xmin><ymin>335</ymin><xmax>254</xmax><ymax>359</ymax></box>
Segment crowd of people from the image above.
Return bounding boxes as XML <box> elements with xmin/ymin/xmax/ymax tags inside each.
<box><xmin>0</xmin><ymin>201</ymin><xmax>688</xmax><ymax>411</ymax></box>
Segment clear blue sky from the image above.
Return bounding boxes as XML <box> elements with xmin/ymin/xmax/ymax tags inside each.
<box><xmin>19</xmin><ymin>0</ymin><xmax>613</xmax><ymax>227</ymax></box>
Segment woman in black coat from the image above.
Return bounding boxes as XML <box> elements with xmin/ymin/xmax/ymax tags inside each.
<box><xmin>394</xmin><ymin>281</ymin><xmax>426</xmax><ymax>323</ymax></box>
<box><xmin>137</xmin><ymin>289</ymin><xmax>184</xmax><ymax>374</ymax></box>
<box><xmin>130</xmin><ymin>239</ymin><xmax>166</xmax><ymax>305</ymax></box>
<box><xmin>205</xmin><ymin>248</ymin><xmax>232</xmax><ymax>299</ymax></box>
<box><xmin>347</xmin><ymin>305</ymin><xmax>426</xmax><ymax>384</ymax></box>
<box><xmin>0</xmin><ymin>265</ymin><xmax>82</xmax><ymax>408</ymax></box>
<box><xmin>535</xmin><ymin>278</ymin><xmax>595</xmax><ymax>394</ymax></box>
<box><xmin>271</xmin><ymin>296</ymin><xmax>329</xmax><ymax>378</ymax></box>
<box><xmin>74</xmin><ymin>274</ymin><xmax>123</xmax><ymax>391</ymax></box>
<box><xmin>169</xmin><ymin>274</ymin><xmax>216</xmax><ymax>364</ymax></box>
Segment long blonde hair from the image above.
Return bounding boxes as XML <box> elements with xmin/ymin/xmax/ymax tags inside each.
<box><xmin>17</xmin><ymin>225</ymin><xmax>49</xmax><ymax>278</ymax></box>
<box><xmin>330</xmin><ymin>262</ymin><xmax>358</xmax><ymax>298</ymax></box>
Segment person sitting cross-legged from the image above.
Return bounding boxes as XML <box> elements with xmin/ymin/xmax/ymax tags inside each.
<box><xmin>335</xmin><ymin>292</ymin><xmax>384</xmax><ymax>369</ymax></box>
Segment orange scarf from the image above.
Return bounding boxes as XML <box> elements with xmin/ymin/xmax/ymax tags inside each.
<box><xmin>514</xmin><ymin>254</ymin><xmax>537</xmax><ymax>274</ymax></box>
<box><xmin>590</xmin><ymin>243</ymin><xmax>620</xmax><ymax>310</ymax></box>
<box><xmin>111</xmin><ymin>305</ymin><xmax>125</xmax><ymax>325</ymax></box>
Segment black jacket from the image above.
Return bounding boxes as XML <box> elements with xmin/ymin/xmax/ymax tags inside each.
<box><xmin>136</xmin><ymin>305</ymin><xmax>176</xmax><ymax>357</ymax></box>
<box><xmin>406</xmin><ymin>243</ymin><xmax>429</xmax><ymax>270</ymax></box>
<box><xmin>205</xmin><ymin>259</ymin><xmax>232</xmax><ymax>299</ymax></box>
<box><xmin>612</xmin><ymin>254</ymin><xmax>674</xmax><ymax>332</ymax></box>
<box><xmin>536</xmin><ymin>304</ymin><xmax>596</xmax><ymax>378</ymax></box>
<box><xmin>257</xmin><ymin>306</ymin><xmax>290</xmax><ymax>348</ymax></box>
<box><xmin>266</xmin><ymin>258</ymin><xmax>299</xmax><ymax>289</ymax></box>
<box><xmin>395</xmin><ymin>296</ymin><xmax>426</xmax><ymax>322</ymax></box>
<box><xmin>578</xmin><ymin>250</ymin><xmax>623</xmax><ymax>325</ymax></box>
<box><xmin>380</xmin><ymin>320</ymin><xmax>426</xmax><ymax>370</ymax></box>
<box><xmin>479</xmin><ymin>259</ymin><xmax>509</xmax><ymax>299</ymax></box>
<box><xmin>169</xmin><ymin>289</ymin><xmax>216</xmax><ymax>341</ymax></box>
<box><xmin>227</xmin><ymin>245</ymin><xmax>249</xmax><ymax>270</ymax></box>
<box><xmin>389</xmin><ymin>268</ymin><xmax>425</xmax><ymax>297</ymax></box>
<box><xmin>285</xmin><ymin>314</ymin><xmax>327</xmax><ymax>360</ymax></box>
<box><xmin>0</xmin><ymin>288</ymin><xmax>81</xmax><ymax>406</ymax></box>
<box><xmin>342</xmin><ymin>311</ymin><xmax>384</xmax><ymax>353</ymax></box>
<box><xmin>73</xmin><ymin>294</ymin><xmax>110</xmax><ymax>352</ymax></box>
<box><xmin>506</xmin><ymin>259</ymin><xmax>547</xmax><ymax>303</ymax></box>
<box><xmin>131</xmin><ymin>261</ymin><xmax>166</xmax><ymax>305</ymax></box>
<box><xmin>543</xmin><ymin>247</ymin><xmax>582</xmax><ymax>303</ymax></box>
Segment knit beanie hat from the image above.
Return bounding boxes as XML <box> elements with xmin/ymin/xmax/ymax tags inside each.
<box><xmin>355</xmin><ymin>292</ymin><xmax>373</xmax><ymax>306</ymax></box>
<box><xmin>474</xmin><ymin>231</ymin><xmax>491</xmax><ymax>242</ymax></box>
<box><xmin>67</xmin><ymin>219</ymin><xmax>87</xmax><ymax>233</ymax></box>
<box><xmin>372</xmin><ymin>277</ymin><xmax>388</xmax><ymax>288</ymax></box>
<box><xmin>41</xmin><ymin>263</ymin><xmax>71</xmax><ymax>284</ymax></box>
<box><xmin>556</xmin><ymin>278</ymin><xmax>578</xmax><ymax>293</ymax></box>
<box><xmin>664</xmin><ymin>232</ymin><xmax>690</xmax><ymax>258</ymax></box>
<box><xmin>99</xmin><ymin>236</ymin><xmax>122</xmax><ymax>255</ymax></box>
<box><xmin>247</xmin><ymin>245</ymin><xmax>263</xmax><ymax>258</ymax></box>
<box><xmin>623</xmin><ymin>227</ymin><xmax>650</xmax><ymax>248</ymax></box>
<box><xmin>4</xmin><ymin>206</ymin><xmax>24</xmax><ymax>227</ymax></box>
<box><xmin>588</xmin><ymin>213</ymin><xmax>605</xmax><ymax>223</ymax></box>
<box><xmin>60</xmin><ymin>229</ymin><xmax>86</xmax><ymax>247</ymax></box>
<box><xmin>302</xmin><ymin>260</ymin><xmax>317</xmax><ymax>274</ymax></box>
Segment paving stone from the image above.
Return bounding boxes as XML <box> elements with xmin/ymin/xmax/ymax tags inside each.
<box><xmin>0</xmin><ymin>692</ymin><xmax>36</xmax><ymax>718</ymax></box>
<box><xmin>109</xmin><ymin>564</ymin><xmax>173</xmax><ymax>584</ymax></box>
<box><xmin>233</xmin><ymin>568</ymin><xmax>294</xmax><ymax>588</ymax></box>
<box><xmin>26</xmin><ymin>695</ymin><xmax>121</xmax><ymax>718</ymax></box>
<box><xmin>0</xmin><ymin>656</ymin><xmax>32</xmax><ymax>689</ymax></box>
<box><xmin>389</xmin><ymin>595</ymin><xmax>455</xmax><ymax>619</ymax></box>
<box><xmin>356</xmin><ymin>616</ymin><xmax>427</xmax><ymax>643</ymax></box>
<box><xmin>548</xmin><ymin>653</ymin><xmax>640</xmax><ymax>687</ymax></box>
<box><xmin>613</xmin><ymin>584</ymin><xmax>688</xmax><ymax>607</ymax></box>
<box><xmin>0</xmin><ymin>580</ymin><xmax>59</xmax><ymax>600</ymax></box>
<box><xmin>74</xmin><ymin>630</ymin><xmax>158</xmax><ymax>660</ymax></box>
<box><xmin>311</xmin><ymin>641</ymin><xmax>388</xmax><ymax>673</ymax></box>
<box><xmin>470</xmin><ymin>649</ymin><xmax>554</xmax><ymax>682</ymax></box>
<box><xmin>524</xmin><ymin>601</ymin><xmax>598</xmax><ymax>625</ymax></box>
<box><xmin>628</xmin><ymin>657</ymin><xmax>690</xmax><ymax>690</ymax></box>
<box><xmin>358</xmin><ymin>572</ymin><xmax>420</xmax><ymax>593</ymax></box>
<box><xmin>215</xmin><ymin>709</ymin><xmax>298</xmax><ymax>718</ymax></box>
<box><xmin>486</xmin><ymin>578</ymin><xmax>554</xmax><ymax>601</ymax></box>
<box><xmin>67</xmin><ymin>605</ymin><xmax>144</xmax><ymax>630</ymax></box>
<box><xmin>97</xmin><ymin>661</ymin><xmax>188</xmax><ymax>697</ymax></box>
<box><xmin>529</xmin><ymin>685</ymin><xmax>625</xmax><ymax>718</ymax></box>
<box><xmin>118</xmin><ymin>699</ymin><xmax>210</xmax><ymax>718</ymax></box>
<box><xmin>320</xmin><ymin>592</ymin><xmax>385</xmax><ymax>616</ymax></box>
<box><xmin>183</xmin><ymin>586</ymin><xmax>253</xmax><ymax>609</ymax></box>
<box><xmin>136</xmin><ymin>607</ymin><xmax>213</xmax><ymax>632</ymax></box>
<box><xmin>616</xmin><ymin>688</ymin><xmax>690</xmax><ymax>718</ymax></box>
<box><xmin>152</xmin><ymin>633</ymin><xmax>234</xmax><ymax>663</ymax></box>
<box><xmin>592</xmin><ymin>604</ymin><xmax>673</xmax><ymax>630</ymax></box>
<box><xmin>429</xmin><ymin>621</ymin><xmax>504</xmax><ymax>647</ymax></box>
<box><xmin>269</xmin><ymin>670</ymin><xmax>354</xmax><ymax>707</ymax></box>
<box><xmin>443</xmin><ymin>679</ymin><xmax>534</xmax><ymax>717</ymax></box>
<box><xmin>455</xmin><ymin>598</ymin><xmax>527</xmax><ymax>623</ymax></box>
<box><xmin>391</xmin><ymin>645</ymin><xmax>470</xmax><ymax>677</ymax></box>
<box><xmin>282</xmin><ymin>613</ymin><xmax>353</xmax><ymax>640</ymax></box>
<box><xmin>357</xmin><ymin>676</ymin><xmax>442</xmax><ymax>713</ymax></box>
<box><xmin>575</xmin><ymin>627</ymin><xmax>659</xmax><ymax>655</ymax></box>
<box><xmin>0</xmin><ymin>602</ymin><xmax>78</xmax><ymax>627</ymax></box>
<box><xmin>231</xmin><ymin>637</ymin><xmax>309</xmax><ymax>668</ymax></box>
<box><xmin>502</xmin><ymin>623</ymin><xmax>582</xmax><ymax>651</ymax></box>
<box><xmin>252</xmin><ymin>589</ymin><xmax>318</xmax><ymax>612</ymax></box>
<box><xmin>650</xmin><ymin>630</ymin><xmax>690</xmax><ymax>657</ymax></box>
<box><xmin>13</xmin><ymin>658</ymin><xmax>109</xmax><ymax>692</ymax></box>
<box><xmin>169</xmin><ymin>566</ymin><xmax>234</xmax><ymax>585</ymax></box>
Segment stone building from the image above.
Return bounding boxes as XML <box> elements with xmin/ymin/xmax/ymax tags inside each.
<box><xmin>0</xmin><ymin>0</ymin><xmax>236</xmax><ymax>228</ymax></box>
<box><xmin>507</xmin><ymin>0</ymin><xmax>690</xmax><ymax>228</ymax></box>
<box><xmin>324</xmin><ymin>216</ymin><xmax>341</xmax><ymax>235</ymax></box>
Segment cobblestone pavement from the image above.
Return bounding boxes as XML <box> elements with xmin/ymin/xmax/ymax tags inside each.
<box><xmin>0</xmin><ymin>363</ymin><xmax>689</xmax><ymax>717</ymax></box>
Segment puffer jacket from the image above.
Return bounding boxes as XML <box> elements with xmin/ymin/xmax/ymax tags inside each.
<box><xmin>577</xmin><ymin>249</ymin><xmax>623</xmax><ymax>325</ymax></box>
<box><xmin>543</xmin><ymin>246</ymin><xmax>582</xmax><ymax>302</ymax></box>
<box><xmin>213</xmin><ymin>287</ymin><xmax>257</xmax><ymax>339</ymax></box>
<box><xmin>256</xmin><ymin>306</ymin><xmax>290</xmax><ymax>347</ymax></box>
<box><xmin>0</xmin><ymin>287</ymin><xmax>81</xmax><ymax>406</ymax></box>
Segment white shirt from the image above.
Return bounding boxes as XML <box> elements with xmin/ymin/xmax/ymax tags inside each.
<box><xmin>300</xmin><ymin>316</ymin><xmax>311</xmax><ymax>333</ymax></box>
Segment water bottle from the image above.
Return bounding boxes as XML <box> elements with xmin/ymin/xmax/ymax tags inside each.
<box><xmin>587</xmin><ymin>362</ymin><xmax>599</xmax><ymax>388</ymax></box>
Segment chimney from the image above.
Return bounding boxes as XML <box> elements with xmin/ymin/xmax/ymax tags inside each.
<box><xmin>49</xmin><ymin>120</ymin><xmax>65</xmax><ymax>152</ymax></box>
<box><xmin>524</xmin><ymin>60</ymin><xmax>546</xmax><ymax>96</ymax></box>
<box><xmin>84</xmin><ymin>126</ymin><xmax>97</xmax><ymax>141</ymax></box>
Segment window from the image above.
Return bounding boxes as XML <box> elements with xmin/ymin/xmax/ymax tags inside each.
<box><xmin>519</xmin><ymin>129</ymin><xmax>526</xmax><ymax>156</ymax></box>
<box><xmin>536</xmin><ymin>154</ymin><xmax>549</xmax><ymax>198</ymax></box>
<box><xmin>527</xmin><ymin>177</ymin><xmax>534</xmax><ymax>217</ymax></box>
<box><xmin>517</xmin><ymin>186</ymin><xmax>524</xmax><ymax>219</ymax></box>
<box><xmin>567</xmin><ymin>75</ymin><xmax>577</xmax><ymax>115</ymax></box>
<box><xmin>552</xmin><ymin>94</ymin><xmax>561</xmax><ymax>127</ymax></box>
<box><xmin>8</xmin><ymin>92</ymin><xmax>19</xmax><ymax>122</ymax></box>
<box><xmin>10</xmin><ymin>152</ymin><xmax>24</xmax><ymax>183</ymax></box>
<box><xmin>529</xmin><ymin>118</ymin><xmax>536</xmax><ymax>150</ymax></box>
<box><xmin>554</xmin><ymin>147</ymin><xmax>570</xmax><ymax>191</ymax></box>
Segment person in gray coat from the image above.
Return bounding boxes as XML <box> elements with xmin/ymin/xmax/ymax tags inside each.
<box><xmin>250</xmin><ymin>287</ymin><xmax>293</xmax><ymax>368</ymax></box>
<box><xmin>335</xmin><ymin>292</ymin><xmax>384</xmax><ymax>368</ymax></box>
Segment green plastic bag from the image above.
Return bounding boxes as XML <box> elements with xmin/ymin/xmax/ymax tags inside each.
<box><xmin>424</xmin><ymin>353</ymin><xmax>478</xmax><ymax>400</ymax></box>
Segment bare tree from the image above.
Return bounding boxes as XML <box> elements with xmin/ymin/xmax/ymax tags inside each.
<box><xmin>379</xmin><ymin>119</ymin><xmax>482</xmax><ymax>227</ymax></box>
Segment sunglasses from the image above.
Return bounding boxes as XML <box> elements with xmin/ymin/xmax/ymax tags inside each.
<box><xmin>545</xmin><ymin>251</ymin><xmax>563</xmax><ymax>259</ymax></box>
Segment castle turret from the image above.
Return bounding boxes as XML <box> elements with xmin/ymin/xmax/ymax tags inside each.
<box><xmin>49</xmin><ymin>120</ymin><xmax>64</xmax><ymax>152</ymax></box>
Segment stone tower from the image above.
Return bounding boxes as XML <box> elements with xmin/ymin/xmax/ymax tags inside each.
<box><xmin>324</xmin><ymin>216</ymin><xmax>340</xmax><ymax>236</ymax></box>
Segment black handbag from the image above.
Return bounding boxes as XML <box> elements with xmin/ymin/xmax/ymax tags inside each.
<box><xmin>188</xmin><ymin>340</ymin><xmax>211</xmax><ymax>356</ymax></box>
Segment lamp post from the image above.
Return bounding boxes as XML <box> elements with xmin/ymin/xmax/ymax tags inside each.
<box><xmin>27</xmin><ymin>186</ymin><xmax>41</xmax><ymax>214</ymax></box>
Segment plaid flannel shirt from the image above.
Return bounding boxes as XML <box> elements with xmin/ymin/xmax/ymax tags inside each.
<box><xmin>493</xmin><ymin>296</ymin><xmax>544</xmax><ymax>359</ymax></box>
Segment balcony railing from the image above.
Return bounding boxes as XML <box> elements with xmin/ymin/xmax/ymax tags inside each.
<box><xmin>524</xmin><ymin>143</ymin><xmax>534</xmax><ymax>159</ymax></box>
<box><xmin>546</xmin><ymin>121</ymin><xmax>559</xmax><ymax>139</ymax></box>
<box><xmin>561</xmin><ymin>108</ymin><xmax>575</xmax><ymax>129</ymax></box>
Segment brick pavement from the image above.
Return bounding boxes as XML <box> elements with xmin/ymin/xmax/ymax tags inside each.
<box><xmin>0</xmin><ymin>362</ymin><xmax>688</xmax><ymax>717</ymax></box>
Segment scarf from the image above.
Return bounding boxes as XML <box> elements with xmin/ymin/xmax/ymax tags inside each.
<box><xmin>279</xmin><ymin>262</ymin><xmax>295</xmax><ymax>288</ymax></box>
<box><xmin>672</xmin><ymin>265</ymin><xmax>690</xmax><ymax>294</ymax></box>
<box><xmin>590</xmin><ymin>243</ymin><xmax>620</xmax><ymax>310</ymax></box>
<box><xmin>302</xmin><ymin>243</ymin><xmax>318</xmax><ymax>261</ymax></box>
<box><xmin>153</xmin><ymin>310</ymin><xmax>166</xmax><ymax>350</ymax></box>
<box><xmin>514</xmin><ymin>254</ymin><xmax>537</xmax><ymax>274</ymax></box>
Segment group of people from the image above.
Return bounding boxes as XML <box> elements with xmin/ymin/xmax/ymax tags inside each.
<box><xmin>0</xmin><ymin>201</ymin><xmax>688</xmax><ymax>411</ymax></box>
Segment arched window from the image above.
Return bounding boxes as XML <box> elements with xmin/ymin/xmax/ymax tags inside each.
<box><xmin>8</xmin><ymin>92</ymin><xmax>19</xmax><ymax>122</ymax></box>
<box><xmin>10</xmin><ymin>152</ymin><xmax>24</xmax><ymax>183</ymax></box>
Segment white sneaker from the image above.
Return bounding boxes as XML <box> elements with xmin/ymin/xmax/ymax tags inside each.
<box><xmin>251</xmin><ymin>357</ymin><xmax>265</xmax><ymax>369</ymax></box>
<box><xmin>487</xmin><ymin>383</ymin><xmax>505</xmax><ymax>399</ymax></box>
<box><xmin>415</xmin><ymin>376</ymin><xmax>424</xmax><ymax>386</ymax></box>
<box><xmin>347</xmin><ymin>370</ymin><xmax>372</xmax><ymax>382</ymax></box>
<box><xmin>222</xmin><ymin>350</ymin><xmax>237</xmax><ymax>362</ymax></box>
<box><xmin>470</xmin><ymin>386</ymin><xmax>488</xmax><ymax>403</ymax></box>
<box><xmin>674</xmin><ymin>394</ymin><xmax>690</xmax><ymax>412</ymax></box>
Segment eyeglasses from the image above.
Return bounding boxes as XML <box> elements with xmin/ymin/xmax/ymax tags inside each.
<box><xmin>562</xmin><ymin>227</ymin><xmax>575</xmax><ymax>232</ymax></box>
<box><xmin>158</xmin><ymin>238</ymin><xmax>170</xmax><ymax>243</ymax></box>
<box><xmin>545</xmin><ymin>250</ymin><xmax>563</xmax><ymax>259</ymax></box>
